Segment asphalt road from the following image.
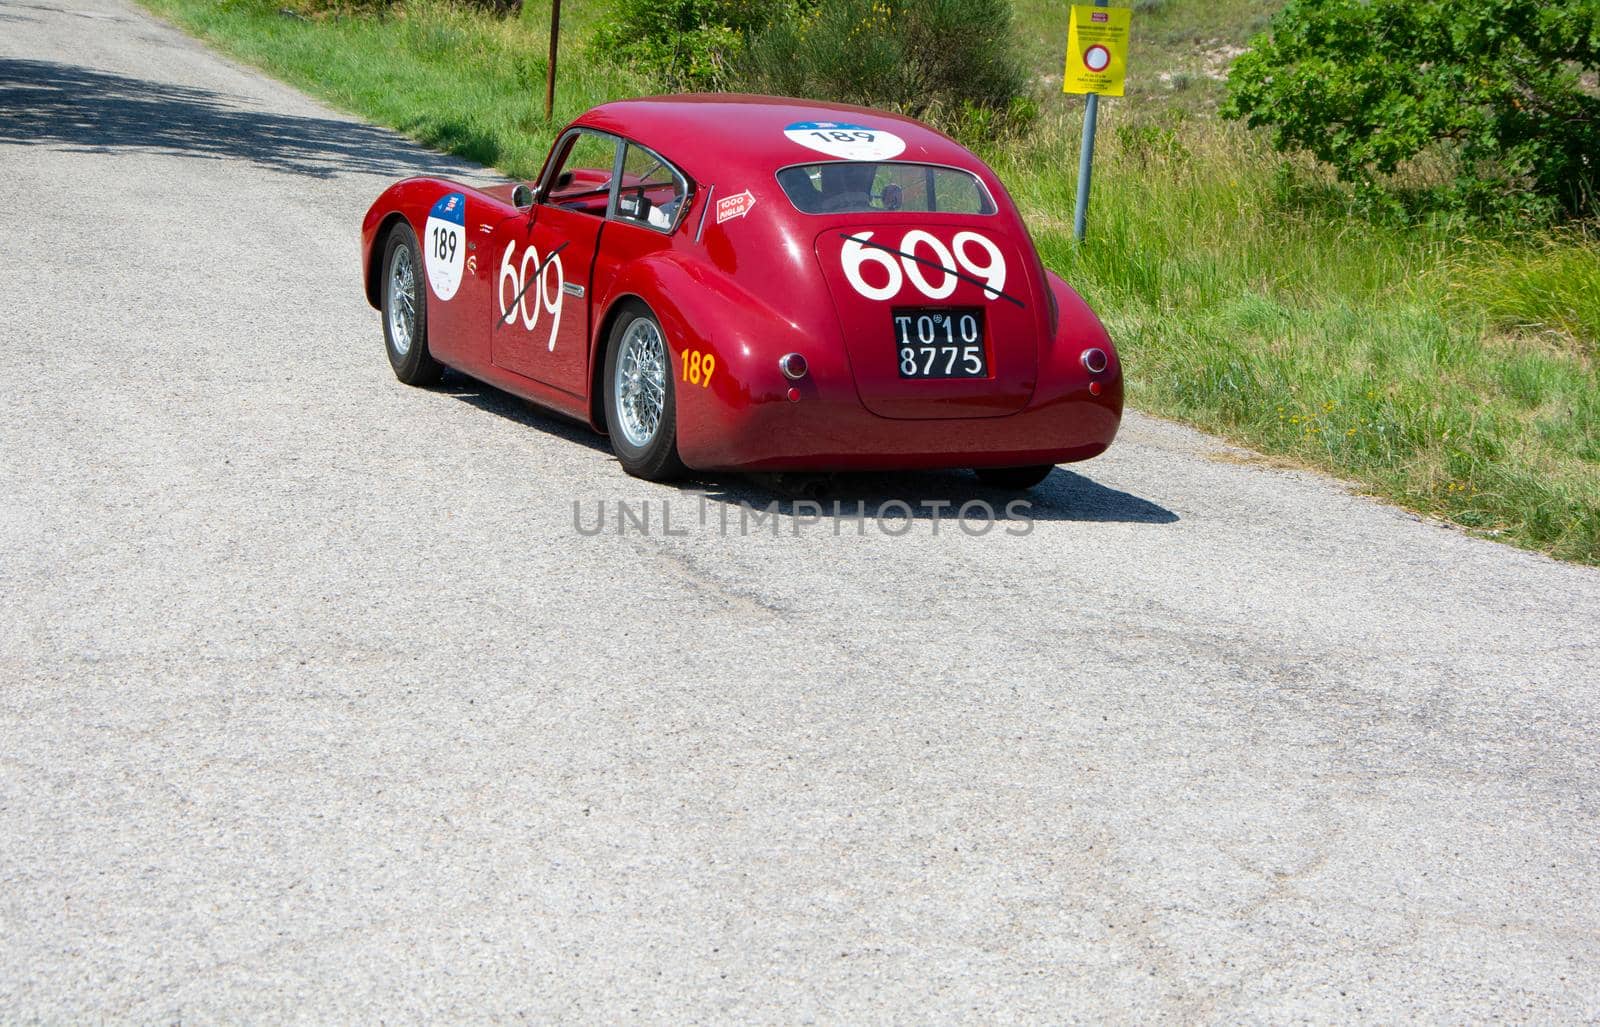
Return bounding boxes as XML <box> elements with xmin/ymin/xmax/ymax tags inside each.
<box><xmin>3</xmin><ymin>0</ymin><xmax>1598</xmax><ymax>1021</ymax></box>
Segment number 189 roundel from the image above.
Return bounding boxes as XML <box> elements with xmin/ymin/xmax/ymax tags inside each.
<box><xmin>360</xmin><ymin>95</ymin><xmax>1121</xmax><ymax>487</ymax></box>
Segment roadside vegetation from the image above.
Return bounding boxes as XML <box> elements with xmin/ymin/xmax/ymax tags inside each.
<box><xmin>139</xmin><ymin>0</ymin><xmax>1600</xmax><ymax>563</ymax></box>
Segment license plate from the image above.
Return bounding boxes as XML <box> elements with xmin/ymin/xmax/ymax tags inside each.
<box><xmin>892</xmin><ymin>307</ymin><xmax>988</xmax><ymax>379</ymax></box>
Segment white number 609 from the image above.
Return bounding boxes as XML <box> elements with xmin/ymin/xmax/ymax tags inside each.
<box><xmin>498</xmin><ymin>241</ymin><xmax>564</xmax><ymax>350</ymax></box>
<box><xmin>840</xmin><ymin>230</ymin><xmax>1007</xmax><ymax>303</ymax></box>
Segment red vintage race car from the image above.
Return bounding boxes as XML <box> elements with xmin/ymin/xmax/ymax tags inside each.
<box><xmin>360</xmin><ymin>95</ymin><xmax>1121</xmax><ymax>487</ymax></box>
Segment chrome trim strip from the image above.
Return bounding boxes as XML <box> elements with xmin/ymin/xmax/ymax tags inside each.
<box><xmin>695</xmin><ymin>184</ymin><xmax>715</xmax><ymax>244</ymax></box>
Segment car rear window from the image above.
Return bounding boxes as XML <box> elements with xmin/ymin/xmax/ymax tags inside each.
<box><xmin>776</xmin><ymin>162</ymin><xmax>996</xmax><ymax>215</ymax></box>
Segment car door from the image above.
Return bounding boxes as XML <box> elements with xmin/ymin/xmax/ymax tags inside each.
<box><xmin>588</xmin><ymin>139</ymin><xmax>695</xmax><ymax>333</ymax></box>
<box><xmin>489</xmin><ymin>129</ymin><xmax>621</xmax><ymax>397</ymax></box>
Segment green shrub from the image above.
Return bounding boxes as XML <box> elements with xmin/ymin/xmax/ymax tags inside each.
<box><xmin>1224</xmin><ymin>0</ymin><xmax>1600</xmax><ymax>222</ymax></box>
<box><xmin>738</xmin><ymin>0</ymin><xmax>1033</xmax><ymax>139</ymax></box>
<box><xmin>590</xmin><ymin>0</ymin><xmax>798</xmax><ymax>91</ymax></box>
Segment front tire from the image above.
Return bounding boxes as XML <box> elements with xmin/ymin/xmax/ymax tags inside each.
<box><xmin>974</xmin><ymin>465</ymin><xmax>1054</xmax><ymax>489</ymax></box>
<box><xmin>603</xmin><ymin>302</ymin><xmax>685</xmax><ymax>481</ymax></box>
<box><xmin>381</xmin><ymin>222</ymin><xmax>444</xmax><ymax>386</ymax></box>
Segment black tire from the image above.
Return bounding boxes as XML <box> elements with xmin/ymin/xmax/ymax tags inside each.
<box><xmin>974</xmin><ymin>465</ymin><xmax>1054</xmax><ymax>489</ymax></box>
<box><xmin>602</xmin><ymin>301</ymin><xmax>685</xmax><ymax>481</ymax></box>
<box><xmin>380</xmin><ymin>222</ymin><xmax>444</xmax><ymax>387</ymax></box>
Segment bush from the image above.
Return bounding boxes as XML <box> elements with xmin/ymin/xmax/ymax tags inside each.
<box><xmin>737</xmin><ymin>0</ymin><xmax>1034</xmax><ymax>139</ymax></box>
<box><xmin>590</xmin><ymin>0</ymin><xmax>798</xmax><ymax>92</ymax></box>
<box><xmin>1224</xmin><ymin>0</ymin><xmax>1600</xmax><ymax>222</ymax></box>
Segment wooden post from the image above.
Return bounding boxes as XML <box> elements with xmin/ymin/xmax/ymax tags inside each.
<box><xmin>544</xmin><ymin>0</ymin><xmax>561</xmax><ymax>121</ymax></box>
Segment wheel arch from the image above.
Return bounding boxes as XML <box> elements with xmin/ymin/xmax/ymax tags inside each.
<box><xmin>365</xmin><ymin>212</ymin><xmax>413</xmax><ymax>309</ymax></box>
<box><xmin>586</xmin><ymin>256</ymin><xmax>823</xmax><ymax>457</ymax></box>
<box><xmin>585</xmin><ymin>252</ymin><xmax>765</xmax><ymax>431</ymax></box>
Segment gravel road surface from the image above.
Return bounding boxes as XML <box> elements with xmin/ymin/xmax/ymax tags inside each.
<box><xmin>3</xmin><ymin>0</ymin><xmax>1598</xmax><ymax>1020</ymax></box>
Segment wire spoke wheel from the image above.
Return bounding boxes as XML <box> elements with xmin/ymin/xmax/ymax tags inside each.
<box><xmin>613</xmin><ymin>317</ymin><xmax>667</xmax><ymax>448</ymax></box>
<box><xmin>387</xmin><ymin>245</ymin><xmax>415</xmax><ymax>357</ymax></box>
<box><xmin>379</xmin><ymin>222</ymin><xmax>442</xmax><ymax>387</ymax></box>
<box><xmin>602</xmin><ymin>301</ymin><xmax>683</xmax><ymax>481</ymax></box>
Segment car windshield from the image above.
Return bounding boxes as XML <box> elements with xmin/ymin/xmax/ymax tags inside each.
<box><xmin>776</xmin><ymin>162</ymin><xmax>996</xmax><ymax>215</ymax></box>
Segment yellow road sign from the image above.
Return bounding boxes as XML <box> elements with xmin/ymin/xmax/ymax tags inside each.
<box><xmin>1063</xmin><ymin>5</ymin><xmax>1131</xmax><ymax>96</ymax></box>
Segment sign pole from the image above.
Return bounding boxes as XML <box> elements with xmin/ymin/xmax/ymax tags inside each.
<box><xmin>1074</xmin><ymin>90</ymin><xmax>1098</xmax><ymax>242</ymax></box>
<box><xmin>544</xmin><ymin>0</ymin><xmax>561</xmax><ymax>121</ymax></box>
<box><xmin>1075</xmin><ymin>0</ymin><xmax>1113</xmax><ymax>243</ymax></box>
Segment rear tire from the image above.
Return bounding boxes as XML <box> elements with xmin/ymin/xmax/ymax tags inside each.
<box><xmin>381</xmin><ymin>222</ymin><xmax>444</xmax><ymax>387</ymax></box>
<box><xmin>603</xmin><ymin>301</ymin><xmax>685</xmax><ymax>481</ymax></box>
<box><xmin>974</xmin><ymin>465</ymin><xmax>1054</xmax><ymax>489</ymax></box>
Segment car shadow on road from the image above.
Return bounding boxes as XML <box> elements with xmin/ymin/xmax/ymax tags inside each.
<box><xmin>441</xmin><ymin>373</ymin><xmax>1177</xmax><ymax>526</ymax></box>
<box><xmin>438</xmin><ymin>371</ymin><xmax>613</xmax><ymax>455</ymax></box>
<box><xmin>685</xmin><ymin>468</ymin><xmax>1178</xmax><ymax>525</ymax></box>
<box><xmin>0</xmin><ymin>57</ymin><xmax>476</xmax><ymax>180</ymax></box>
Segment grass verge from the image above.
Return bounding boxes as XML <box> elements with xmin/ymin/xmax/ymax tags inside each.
<box><xmin>1001</xmin><ymin>111</ymin><xmax>1599</xmax><ymax>561</ymax></box>
<box><xmin>138</xmin><ymin>0</ymin><xmax>1600</xmax><ymax>563</ymax></box>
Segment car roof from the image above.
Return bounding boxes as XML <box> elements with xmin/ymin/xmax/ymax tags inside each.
<box><xmin>572</xmin><ymin>94</ymin><xmax>983</xmax><ymax>182</ymax></box>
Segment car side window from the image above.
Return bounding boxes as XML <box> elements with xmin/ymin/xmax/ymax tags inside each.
<box><xmin>543</xmin><ymin>130</ymin><xmax>620</xmax><ymax>218</ymax></box>
<box><xmin>615</xmin><ymin>142</ymin><xmax>689</xmax><ymax>233</ymax></box>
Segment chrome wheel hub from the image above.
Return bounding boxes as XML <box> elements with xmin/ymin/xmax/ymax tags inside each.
<box><xmin>614</xmin><ymin>317</ymin><xmax>666</xmax><ymax>448</ymax></box>
<box><xmin>387</xmin><ymin>245</ymin><xmax>416</xmax><ymax>356</ymax></box>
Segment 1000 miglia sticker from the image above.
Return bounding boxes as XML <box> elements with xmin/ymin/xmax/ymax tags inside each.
<box><xmin>424</xmin><ymin>192</ymin><xmax>466</xmax><ymax>301</ymax></box>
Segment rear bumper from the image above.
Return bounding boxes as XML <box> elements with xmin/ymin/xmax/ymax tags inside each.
<box><xmin>678</xmin><ymin>376</ymin><xmax>1123</xmax><ymax>472</ymax></box>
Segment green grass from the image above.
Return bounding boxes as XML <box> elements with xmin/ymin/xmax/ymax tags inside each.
<box><xmin>1445</xmin><ymin>240</ymin><xmax>1600</xmax><ymax>352</ymax></box>
<box><xmin>997</xmin><ymin>109</ymin><xmax>1599</xmax><ymax>560</ymax></box>
<box><xmin>138</xmin><ymin>0</ymin><xmax>1600</xmax><ymax>563</ymax></box>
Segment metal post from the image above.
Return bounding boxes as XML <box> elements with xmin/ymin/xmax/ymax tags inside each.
<box><xmin>1073</xmin><ymin>91</ymin><xmax>1098</xmax><ymax>242</ymax></box>
<box><xmin>1072</xmin><ymin>0</ymin><xmax>1109</xmax><ymax>242</ymax></box>
<box><xmin>544</xmin><ymin>0</ymin><xmax>561</xmax><ymax>121</ymax></box>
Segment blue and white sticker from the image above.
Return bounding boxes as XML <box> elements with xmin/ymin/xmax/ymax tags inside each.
<box><xmin>423</xmin><ymin>192</ymin><xmax>466</xmax><ymax>301</ymax></box>
<box><xmin>784</xmin><ymin>121</ymin><xmax>906</xmax><ymax>161</ymax></box>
